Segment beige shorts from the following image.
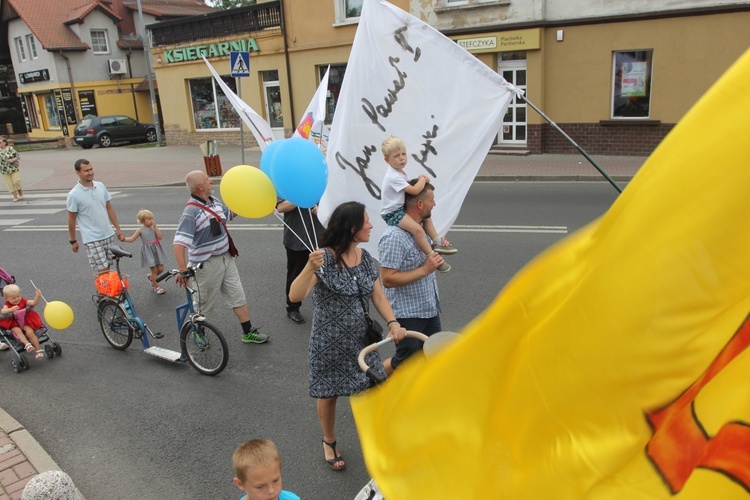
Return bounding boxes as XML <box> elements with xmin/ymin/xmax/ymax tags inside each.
<box><xmin>191</xmin><ymin>253</ymin><xmax>246</xmax><ymax>317</ymax></box>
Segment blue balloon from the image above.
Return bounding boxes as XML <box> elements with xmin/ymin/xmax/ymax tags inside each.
<box><xmin>260</xmin><ymin>139</ymin><xmax>285</xmax><ymax>179</ymax></box>
<box><xmin>270</xmin><ymin>137</ymin><xmax>328</xmax><ymax>209</ymax></box>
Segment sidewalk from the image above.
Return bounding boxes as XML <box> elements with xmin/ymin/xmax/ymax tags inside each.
<box><xmin>0</xmin><ymin>408</ymin><xmax>83</xmax><ymax>500</ymax></box>
<box><xmin>14</xmin><ymin>143</ymin><xmax>646</xmax><ymax>191</ymax></box>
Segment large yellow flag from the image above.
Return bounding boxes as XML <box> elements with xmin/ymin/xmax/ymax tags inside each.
<box><xmin>352</xmin><ymin>49</ymin><xmax>750</xmax><ymax>499</ymax></box>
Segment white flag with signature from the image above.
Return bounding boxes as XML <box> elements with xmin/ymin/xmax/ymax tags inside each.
<box><xmin>319</xmin><ymin>0</ymin><xmax>519</xmax><ymax>257</ymax></box>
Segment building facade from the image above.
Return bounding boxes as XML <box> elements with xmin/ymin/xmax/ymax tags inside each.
<box><xmin>416</xmin><ymin>0</ymin><xmax>750</xmax><ymax>155</ymax></box>
<box><xmin>149</xmin><ymin>0</ymin><xmax>410</xmax><ymax>147</ymax></box>
<box><xmin>0</xmin><ymin>0</ymin><xmax>216</xmax><ymax>140</ymax></box>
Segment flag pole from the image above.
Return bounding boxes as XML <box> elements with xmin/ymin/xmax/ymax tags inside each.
<box><xmin>520</xmin><ymin>95</ymin><xmax>623</xmax><ymax>194</ymax></box>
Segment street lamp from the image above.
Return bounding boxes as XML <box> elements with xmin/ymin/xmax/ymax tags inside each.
<box><xmin>136</xmin><ymin>0</ymin><xmax>163</xmax><ymax>146</ymax></box>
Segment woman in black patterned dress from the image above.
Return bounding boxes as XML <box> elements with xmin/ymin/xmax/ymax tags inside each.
<box><xmin>289</xmin><ymin>201</ymin><xmax>406</xmax><ymax>471</ymax></box>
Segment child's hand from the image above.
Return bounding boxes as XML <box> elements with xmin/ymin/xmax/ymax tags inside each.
<box><xmin>35</xmin><ymin>289</ymin><xmax>42</xmax><ymax>297</ymax></box>
<box><xmin>419</xmin><ymin>174</ymin><xmax>430</xmax><ymax>182</ymax></box>
<box><xmin>9</xmin><ymin>305</ymin><xmax>19</xmax><ymax>312</ymax></box>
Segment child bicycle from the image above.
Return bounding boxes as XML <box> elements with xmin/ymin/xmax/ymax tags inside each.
<box><xmin>94</xmin><ymin>245</ymin><xmax>228</xmax><ymax>376</ymax></box>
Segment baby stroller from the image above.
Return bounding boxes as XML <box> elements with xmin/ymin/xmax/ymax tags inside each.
<box><xmin>354</xmin><ymin>330</ymin><xmax>458</xmax><ymax>500</ymax></box>
<box><xmin>0</xmin><ymin>267</ymin><xmax>62</xmax><ymax>374</ymax></box>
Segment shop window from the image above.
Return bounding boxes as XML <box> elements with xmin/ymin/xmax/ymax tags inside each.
<box><xmin>90</xmin><ymin>30</ymin><xmax>110</xmax><ymax>54</ymax></box>
<box><xmin>189</xmin><ymin>76</ymin><xmax>240</xmax><ymax>130</ymax></box>
<box><xmin>611</xmin><ymin>50</ymin><xmax>653</xmax><ymax>119</ymax></box>
<box><xmin>334</xmin><ymin>0</ymin><xmax>363</xmax><ymax>24</ymax></box>
<box><xmin>40</xmin><ymin>94</ymin><xmax>61</xmax><ymax>130</ymax></box>
<box><xmin>318</xmin><ymin>64</ymin><xmax>347</xmax><ymax>125</ymax></box>
<box><xmin>26</xmin><ymin>35</ymin><xmax>38</xmax><ymax>59</ymax></box>
<box><xmin>15</xmin><ymin>37</ymin><xmax>26</xmax><ymax>62</ymax></box>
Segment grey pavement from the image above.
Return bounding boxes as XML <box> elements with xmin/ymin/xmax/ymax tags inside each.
<box><xmin>14</xmin><ymin>143</ymin><xmax>645</xmax><ymax>192</ymax></box>
<box><xmin>1</xmin><ymin>142</ymin><xmax>646</xmax><ymax>496</ymax></box>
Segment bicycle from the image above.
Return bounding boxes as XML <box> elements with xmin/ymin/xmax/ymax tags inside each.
<box><xmin>155</xmin><ymin>266</ymin><xmax>229</xmax><ymax>376</ymax></box>
<box><xmin>95</xmin><ymin>245</ymin><xmax>228</xmax><ymax>376</ymax></box>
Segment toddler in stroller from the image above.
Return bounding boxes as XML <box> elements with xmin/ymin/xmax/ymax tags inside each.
<box><xmin>0</xmin><ymin>277</ymin><xmax>61</xmax><ymax>373</ymax></box>
<box><xmin>1</xmin><ymin>284</ymin><xmax>44</xmax><ymax>360</ymax></box>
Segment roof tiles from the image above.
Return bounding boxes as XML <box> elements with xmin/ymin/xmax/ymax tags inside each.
<box><xmin>7</xmin><ymin>0</ymin><xmax>215</xmax><ymax>51</ymax></box>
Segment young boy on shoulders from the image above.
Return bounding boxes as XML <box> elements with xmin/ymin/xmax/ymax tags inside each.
<box><xmin>380</xmin><ymin>135</ymin><xmax>456</xmax><ymax>272</ymax></box>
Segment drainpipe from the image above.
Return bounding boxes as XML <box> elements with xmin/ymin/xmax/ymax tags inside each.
<box><xmin>280</xmin><ymin>0</ymin><xmax>295</xmax><ymax>132</ymax></box>
<box><xmin>58</xmin><ymin>52</ymin><xmax>80</xmax><ymax>123</ymax></box>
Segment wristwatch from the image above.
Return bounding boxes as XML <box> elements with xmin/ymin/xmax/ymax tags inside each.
<box><xmin>69</xmin><ymin>239</ymin><xmax>77</xmax><ymax>244</ymax></box>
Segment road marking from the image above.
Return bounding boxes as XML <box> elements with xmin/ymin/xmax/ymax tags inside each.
<box><xmin>5</xmin><ymin>223</ymin><xmax>567</xmax><ymax>234</ymax></box>
<box><xmin>0</xmin><ymin>219</ymin><xmax>33</xmax><ymax>226</ymax></box>
<box><xmin>0</xmin><ymin>208</ymin><xmax>65</xmax><ymax>215</ymax></box>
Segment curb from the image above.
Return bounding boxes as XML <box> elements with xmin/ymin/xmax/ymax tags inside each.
<box><xmin>0</xmin><ymin>408</ymin><xmax>85</xmax><ymax>499</ymax></box>
<box><xmin>473</xmin><ymin>175</ymin><xmax>634</xmax><ymax>183</ymax></box>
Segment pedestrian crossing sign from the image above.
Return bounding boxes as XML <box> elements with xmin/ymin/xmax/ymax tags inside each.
<box><xmin>230</xmin><ymin>51</ymin><xmax>250</xmax><ymax>77</ymax></box>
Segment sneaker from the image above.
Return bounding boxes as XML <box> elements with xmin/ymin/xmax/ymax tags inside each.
<box><xmin>241</xmin><ymin>327</ymin><xmax>269</xmax><ymax>344</ymax></box>
<box><xmin>437</xmin><ymin>262</ymin><xmax>451</xmax><ymax>273</ymax></box>
<box><xmin>433</xmin><ymin>244</ymin><xmax>458</xmax><ymax>255</ymax></box>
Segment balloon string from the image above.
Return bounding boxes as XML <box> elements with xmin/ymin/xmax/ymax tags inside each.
<box><xmin>296</xmin><ymin>206</ymin><xmax>317</xmax><ymax>252</ymax></box>
<box><xmin>306</xmin><ymin>208</ymin><xmax>319</xmax><ymax>249</ymax></box>
<box><xmin>273</xmin><ymin>212</ymin><xmax>313</xmax><ymax>253</ymax></box>
<box><xmin>29</xmin><ymin>279</ymin><xmax>48</xmax><ymax>304</ymax></box>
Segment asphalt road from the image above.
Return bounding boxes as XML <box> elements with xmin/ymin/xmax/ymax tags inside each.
<box><xmin>0</xmin><ymin>181</ymin><xmax>621</xmax><ymax>499</ymax></box>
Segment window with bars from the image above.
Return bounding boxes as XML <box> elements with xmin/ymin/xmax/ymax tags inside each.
<box><xmin>26</xmin><ymin>35</ymin><xmax>38</xmax><ymax>59</ymax></box>
<box><xmin>90</xmin><ymin>30</ymin><xmax>110</xmax><ymax>54</ymax></box>
<box><xmin>15</xmin><ymin>37</ymin><xmax>26</xmax><ymax>61</ymax></box>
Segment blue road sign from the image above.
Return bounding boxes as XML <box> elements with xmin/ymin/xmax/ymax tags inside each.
<box><xmin>230</xmin><ymin>51</ymin><xmax>250</xmax><ymax>77</ymax></box>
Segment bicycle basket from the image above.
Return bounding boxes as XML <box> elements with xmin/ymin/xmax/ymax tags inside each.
<box><xmin>94</xmin><ymin>271</ymin><xmax>129</xmax><ymax>297</ymax></box>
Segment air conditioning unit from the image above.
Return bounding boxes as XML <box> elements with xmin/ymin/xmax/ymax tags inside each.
<box><xmin>107</xmin><ymin>59</ymin><xmax>127</xmax><ymax>75</ymax></box>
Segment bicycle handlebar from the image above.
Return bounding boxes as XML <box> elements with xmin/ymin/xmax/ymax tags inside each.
<box><xmin>156</xmin><ymin>262</ymin><xmax>203</xmax><ymax>283</ymax></box>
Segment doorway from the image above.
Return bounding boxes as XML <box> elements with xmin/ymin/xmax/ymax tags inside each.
<box><xmin>262</xmin><ymin>70</ymin><xmax>284</xmax><ymax>140</ymax></box>
<box><xmin>497</xmin><ymin>54</ymin><xmax>527</xmax><ymax>146</ymax></box>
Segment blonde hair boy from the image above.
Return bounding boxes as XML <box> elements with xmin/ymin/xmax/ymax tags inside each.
<box><xmin>232</xmin><ymin>439</ymin><xmax>299</xmax><ymax>500</ymax></box>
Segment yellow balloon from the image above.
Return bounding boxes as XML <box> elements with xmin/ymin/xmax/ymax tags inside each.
<box><xmin>220</xmin><ymin>165</ymin><xmax>277</xmax><ymax>218</ymax></box>
<box><xmin>44</xmin><ymin>301</ymin><xmax>74</xmax><ymax>330</ymax></box>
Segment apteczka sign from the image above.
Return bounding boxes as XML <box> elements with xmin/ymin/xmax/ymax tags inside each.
<box><xmin>163</xmin><ymin>38</ymin><xmax>259</xmax><ymax>63</ymax></box>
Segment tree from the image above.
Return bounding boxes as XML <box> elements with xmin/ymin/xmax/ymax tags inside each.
<box><xmin>206</xmin><ymin>0</ymin><xmax>256</xmax><ymax>8</ymax></box>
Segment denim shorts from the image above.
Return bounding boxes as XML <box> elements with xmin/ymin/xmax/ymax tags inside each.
<box><xmin>382</xmin><ymin>206</ymin><xmax>406</xmax><ymax>226</ymax></box>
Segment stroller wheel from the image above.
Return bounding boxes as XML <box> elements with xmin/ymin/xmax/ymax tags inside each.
<box><xmin>19</xmin><ymin>355</ymin><xmax>29</xmax><ymax>371</ymax></box>
<box><xmin>11</xmin><ymin>359</ymin><xmax>21</xmax><ymax>373</ymax></box>
<box><xmin>44</xmin><ymin>344</ymin><xmax>55</xmax><ymax>359</ymax></box>
<box><xmin>53</xmin><ymin>342</ymin><xmax>62</xmax><ymax>355</ymax></box>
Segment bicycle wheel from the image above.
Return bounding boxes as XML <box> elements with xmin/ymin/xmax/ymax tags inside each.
<box><xmin>98</xmin><ymin>298</ymin><xmax>133</xmax><ymax>350</ymax></box>
<box><xmin>180</xmin><ymin>319</ymin><xmax>228</xmax><ymax>376</ymax></box>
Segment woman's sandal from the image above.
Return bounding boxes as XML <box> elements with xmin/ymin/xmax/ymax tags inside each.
<box><xmin>322</xmin><ymin>439</ymin><xmax>346</xmax><ymax>471</ymax></box>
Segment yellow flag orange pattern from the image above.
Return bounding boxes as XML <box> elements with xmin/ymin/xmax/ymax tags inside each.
<box><xmin>351</xmin><ymin>49</ymin><xmax>750</xmax><ymax>499</ymax></box>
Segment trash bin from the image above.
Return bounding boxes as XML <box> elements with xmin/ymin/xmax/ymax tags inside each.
<box><xmin>200</xmin><ymin>140</ymin><xmax>222</xmax><ymax>176</ymax></box>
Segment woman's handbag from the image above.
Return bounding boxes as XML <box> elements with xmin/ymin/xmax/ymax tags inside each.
<box><xmin>364</xmin><ymin>316</ymin><xmax>384</xmax><ymax>345</ymax></box>
<box><xmin>343</xmin><ymin>259</ymin><xmax>383</xmax><ymax>345</ymax></box>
